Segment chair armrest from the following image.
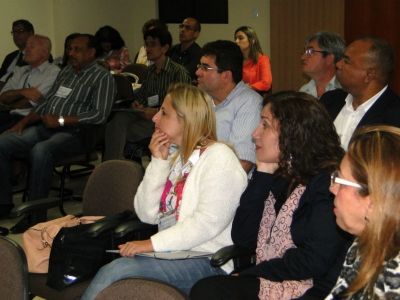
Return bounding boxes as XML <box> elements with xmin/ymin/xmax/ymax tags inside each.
<box><xmin>9</xmin><ymin>197</ymin><xmax>62</xmax><ymax>218</ymax></box>
<box><xmin>114</xmin><ymin>98</ymin><xmax>135</xmax><ymax>106</ymax></box>
<box><xmin>86</xmin><ymin>215</ymin><xmax>138</xmax><ymax>238</ymax></box>
<box><xmin>114</xmin><ymin>219</ymin><xmax>158</xmax><ymax>239</ymax></box>
<box><xmin>210</xmin><ymin>245</ymin><xmax>255</xmax><ymax>268</ymax></box>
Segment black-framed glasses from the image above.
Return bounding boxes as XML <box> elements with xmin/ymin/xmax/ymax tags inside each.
<box><xmin>144</xmin><ymin>42</ymin><xmax>160</xmax><ymax>48</ymax></box>
<box><xmin>179</xmin><ymin>24</ymin><xmax>195</xmax><ymax>31</ymax></box>
<box><xmin>11</xmin><ymin>29</ymin><xmax>27</xmax><ymax>35</ymax></box>
<box><xmin>197</xmin><ymin>64</ymin><xmax>224</xmax><ymax>72</ymax></box>
<box><xmin>331</xmin><ymin>171</ymin><xmax>362</xmax><ymax>188</ymax></box>
<box><xmin>301</xmin><ymin>49</ymin><xmax>328</xmax><ymax>57</ymax></box>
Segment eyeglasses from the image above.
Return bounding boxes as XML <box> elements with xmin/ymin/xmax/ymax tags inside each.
<box><xmin>331</xmin><ymin>171</ymin><xmax>363</xmax><ymax>188</ymax></box>
<box><xmin>301</xmin><ymin>49</ymin><xmax>328</xmax><ymax>57</ymax></box>
<box><xmin>179</xmin><ymin>24</ymin><xmax>195</xmax><ymax>31</ymax></box>
<box><xmin>144</xmin><ymin>42</ymin><xmax>160</xmax><ymax>48</ymax></box>
<box><xmin>11</xmin><ymin>29</ymin><xmax>27</xmax><ymax>35</ymax></box>
<box><xmin>197</xmin><ymin>64</ymin><xmax>224</xmax><ymax>72</ymax></box>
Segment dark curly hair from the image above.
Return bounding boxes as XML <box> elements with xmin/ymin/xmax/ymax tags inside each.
<box><xmin>264</xmin><ymin>91</ymin><xmax>344</xmax><ymax>185</ymax></box>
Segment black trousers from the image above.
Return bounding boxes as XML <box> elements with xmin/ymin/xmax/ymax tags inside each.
<box><xmin>190</xmin><ymin>275</ymin><xmax>325</xmax><ymax>300</ymax></box>
<box><xmin>190</xmin><ymin>275</ymin><xmax>260</xmax><ymax>300</ymax></box>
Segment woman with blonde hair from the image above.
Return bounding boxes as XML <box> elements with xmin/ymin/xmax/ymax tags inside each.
<box><xmin>234</xmin><ymin>26</ymin><xmax>272</xmax><ymax>95</ymax></box>
<box><xmin>327</xmin><ymin>125</ymin><xmax>400</xmax><ymax>299</ymax></box>
<box><xmin>81</xmin><ymin>83</ymin><xmax>248</xmax><ymax>299</ymax></box>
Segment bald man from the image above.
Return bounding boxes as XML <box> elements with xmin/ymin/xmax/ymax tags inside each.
<box><xmin>0</xmin><ymin>34</ymin><xmax>60</xmax><ymax>133</ymax></box>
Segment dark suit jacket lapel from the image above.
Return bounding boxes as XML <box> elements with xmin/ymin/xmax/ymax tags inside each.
<box><xmin>357</xmin><ymin>87</ymin><xmax>393</xmax><ymax>128</ymax></box>
<box><xmin>320</xmin><ymin>89</ymin><xmax>347</xmax><ymax>121</ymax></box>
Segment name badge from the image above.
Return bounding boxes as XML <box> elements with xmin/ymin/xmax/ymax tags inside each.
<box><xmin>55</xmin><ymin>86</ymin><xmax>72</xmax><ymax>98</ymax></box>
<box><xmin>158</xmin><ymin>213</ymin><xmax>177</xmax><ymax>232</ymax></box>
<box><xmin>148</xmin><ymin>95</ymin><xmax>159</xmax><ymax>107</ymax></box>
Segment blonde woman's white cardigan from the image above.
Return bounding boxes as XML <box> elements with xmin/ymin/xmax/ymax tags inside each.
<box><xmin>134</xmin><ymin>143</ymin><xmax>248</xmax><ymax>273</ymax></box>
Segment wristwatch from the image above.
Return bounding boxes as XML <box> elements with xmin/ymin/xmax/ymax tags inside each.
<box><xmin>58</xmin><ymin>116</ymin><xmax>65</xmax><ymax>127</ymax></box>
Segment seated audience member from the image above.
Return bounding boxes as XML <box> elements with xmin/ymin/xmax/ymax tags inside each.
<box><xmin>169</xmin><ymin>18</ymin><xmax>202</xmax><ymax>82</ymax></box>
<box><xmin>196</xmin><ymin>40</ymin><xmax>262</xmax><ymax>173</ymax></box>
<box><xmin>135</xmin><ymin>19</ymin><xmax>168</xmax><ymax>66</ymax></box>
<box><xmin>300</xmin><ymin>31</ymin><xmax>345</xmax><ymax>98</ymax></box>
<box><xmin>81</xmin><ymin>83</ymin><xmax>248</xmax><ymax>299</ymax></box>
<box><xmin>327</xmin><ymin>125</ymin><xmax>400</xmax><ymax>299</ymax></box>
<box><xmin>234</xmin><ymin>26</ymin><xmax>272</xmax><ymax>95</ymax></box>
<box><xmin>61</xmin><ymin>33</ymin><xmax>80</xmax><ymax>68</ymax></box>
<box><xmin>0</xmin><ymin>34</ymin><xmax>116</xmax><ymax>229</ymax></box>
<box><xmin>0</xmin><ymin>19</ymin><xmax>34</xmax><ymax>82</ymax></box>
<box><xmin>0</xmin><ymin>34</ymin><xmax>60</xmax><ymax>133</ymax></box>
<box><xmin>95</xmin><ymin>25</ymin><xmax>131</xmax><ymax>73</ymax></box>
<box><xmin>103</xmin><ymin>28</ymin><xmax>191</xmax><ymax>161</ymax></box>
<box><xmin>321</xmin><ymin>36</ymin><xmax>400</xmax><ymax>150</ymax></box>
<box><xmin>191</xmin><ymin>91</ymin><xmax>353</xmax><ymax>300</ymax></box>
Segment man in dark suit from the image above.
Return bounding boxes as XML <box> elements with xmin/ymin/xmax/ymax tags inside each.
<box><xmin>320</xmin><ymin>36</ymin><xmax>400</xmax><ymax>150</ymax></box>
<box><xmin>0</xmin><ymin>20</ymin><xmax>34</xmax><ymax>83</ymax></box>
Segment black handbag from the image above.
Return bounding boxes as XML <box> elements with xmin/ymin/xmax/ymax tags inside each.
<box><xmin>46</xmin><ymin>210</ymin><xmax>136</xmax><ymax>291</ymax></box>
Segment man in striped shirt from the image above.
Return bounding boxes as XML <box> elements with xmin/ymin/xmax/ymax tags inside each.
<box><xmin>103</xmin><ymin>28</ymin><xmax>190</xmax><ymax>161</ymax></box>
<box><xmin>0</xmin><ymin>34</ymin><xmax>116</xmax><ymax>222</ymax></box>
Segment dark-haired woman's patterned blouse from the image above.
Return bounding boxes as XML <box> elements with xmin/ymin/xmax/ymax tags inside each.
<box><xmin>325</xmin><ymin>239</ymin><xmax>400</xmax><ymax>300</ymax></box>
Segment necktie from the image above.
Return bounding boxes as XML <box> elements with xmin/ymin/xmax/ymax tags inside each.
<box><xmin>16</xmin><ymin>52</ymin><xmax>24</xmax><ymax>67</ymax></box>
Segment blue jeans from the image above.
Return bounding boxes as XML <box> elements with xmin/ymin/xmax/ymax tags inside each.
<box><xmin>0</xmin><ymin>113</ymin><xmax>24</xmax><ymax>133</ymax></box>
<box><xmin>80</xmin><ymin>256</ymin><xmax>226</xmax><ymax>300</ymax></box>
<box><xmin>0</xmin><ymin>124</ymin><xmax>86</xmax><ymax>204</ymax></box>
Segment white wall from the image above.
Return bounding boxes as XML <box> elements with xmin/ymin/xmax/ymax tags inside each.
<box><xmin>0</xmin><ymin>0</ymin><xmax>270</xmax><ymax>63</ymax></box>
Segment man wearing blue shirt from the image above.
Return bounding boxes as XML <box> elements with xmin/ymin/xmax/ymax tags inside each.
<box><xmin>196</xmin><ymin>40</ymin><xmax>262</xmax><ymax>173</ymax></box>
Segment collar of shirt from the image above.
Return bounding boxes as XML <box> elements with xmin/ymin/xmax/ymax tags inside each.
<box><xmin>148</xmin><ymin>56</ymin><xmax>173</xmax><ymax>74</ymax></box>
<box><xmin>213</xmin><ymin>81</ymin><xmax>245</xmax><ymax>110</ymax></box>
<box><xmin>301</xmin><ymin>76</ymin><xmax>340</xmax><ymax>98</ymax></box>
<box><xmin>32</xmin><ymin>60</ymin><xmax>50</xmax><ymax>74</ymax></box>
<box><xmin>171</xmin><ymin>148</ymin><xmax>201</xmax><ymax>176</ymax></box>
<box><xmin>174</xmin><ymin>42</ymin><xmax>198</xmax><ymax>55</ymax></box>
<box><xmin>74</xmin><ymin>60</ymin><xmax>98</xmax><ymax>75</ymax></box>
<box><xmin>344</xmin><ymin>85</ymin><xmax>388</xmax><ymax>114</ymax></box>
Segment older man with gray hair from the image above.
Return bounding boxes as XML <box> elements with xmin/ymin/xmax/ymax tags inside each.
<box><xmin>0</xmin><ymin>34</ymin><xmax>60</xmax><ymax>133</ymax></box>
<box><xmin>300</xmin><ymin>31</ymin><xmax>345</xmax><ymax>98</ymax></box>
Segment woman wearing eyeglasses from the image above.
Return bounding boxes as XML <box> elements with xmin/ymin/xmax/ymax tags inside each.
<box><xmin>191</xmin><ymin>91</ymin><xmax>353</xmax><ymax>300</ymax></box>
<box><xmin>234</xmin><ymin>26</ymin><xmax>272</xmax><ymax>96</ymax></box>
<box><xmin>326</xmin><ymin>125</ymin><xmax>400</xmax><ymax>299</ymax></box>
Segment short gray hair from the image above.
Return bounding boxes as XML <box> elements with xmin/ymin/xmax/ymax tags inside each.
<box><xmin>304</xmin><ymin>31</ymin><xmax>345</xmax><ymax>63</ymax></box>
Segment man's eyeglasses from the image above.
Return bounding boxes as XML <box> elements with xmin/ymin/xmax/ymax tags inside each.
<box><xmin>144</xmin><ymin>42</ymin><xmax>160</xmax><ymax>48</ymax></box>
<box><xmin>331</xmin><ymin>171</ymin><xmax>363</xmax><ymax>188</ymax></box>
<box><xmin>197</xmin><ymin>64</ymin><xmax>224</xmax><ymax>72</ymax></box>
<box><xmin>179</xmin><ymin>24</ymin><xmax>195</xmax><ymax>31</ymax></box>
<box><xmin>11</xmin><ymin>29</ymin><xmax>27</xmax><ymax>35</ymax></box>
<box><xmin>301</xmin><ymin>49</ymin><xmax>328</xmax><ymax>57</ymax></box>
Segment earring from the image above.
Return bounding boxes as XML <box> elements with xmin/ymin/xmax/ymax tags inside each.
<box><xmin>199</xmin><ymin>136</ymin><xmax>207</xmax><ymax>146</ymax></box>
<box><xmin>365</xmin><ymin>215</ymin><xmax>370</xmax><ymax>225</ymax></box>
<box><xmin>288</xmin><ymin>153</ymin><xmax>293</xmax><ymax>170</ymax></box>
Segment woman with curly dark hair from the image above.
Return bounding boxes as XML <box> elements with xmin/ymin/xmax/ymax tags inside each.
<box><xmin>191</xmin><ymin>91</ymin><xmax>354</xmax><ymax>300</ymax></box>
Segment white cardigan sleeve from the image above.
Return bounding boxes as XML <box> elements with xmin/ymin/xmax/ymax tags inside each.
<box><xmin>134</xmin><ymin>157</ymin><xmax>171</xmax><ymax>224</ymax></box>
<box><xmin>150</xmin><ymin>143</ymin><xmax>248</xmax><ymax>252</ymax></box>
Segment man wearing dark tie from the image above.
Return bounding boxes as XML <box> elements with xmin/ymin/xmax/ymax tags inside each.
<box><xmin>0</xmin><ymin>20</ymin><xmax>34</xmax><ymax>83</ymax></box>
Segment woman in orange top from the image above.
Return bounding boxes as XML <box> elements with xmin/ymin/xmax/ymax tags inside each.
<box><xmin>235</xmin><ymin>26</ymin><xmax>272</xmax><ymax>95</ymax></box>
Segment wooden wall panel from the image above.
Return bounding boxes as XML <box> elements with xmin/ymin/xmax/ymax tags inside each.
<box><xmin>270</xmin><ymin>0</ymin><xmax>344</xmax><ymax>92</ymax></box>
<box><xmin>344</xmin><ymin>0</ymin><xmax>400</xmax><ymax>95</ymax></box>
